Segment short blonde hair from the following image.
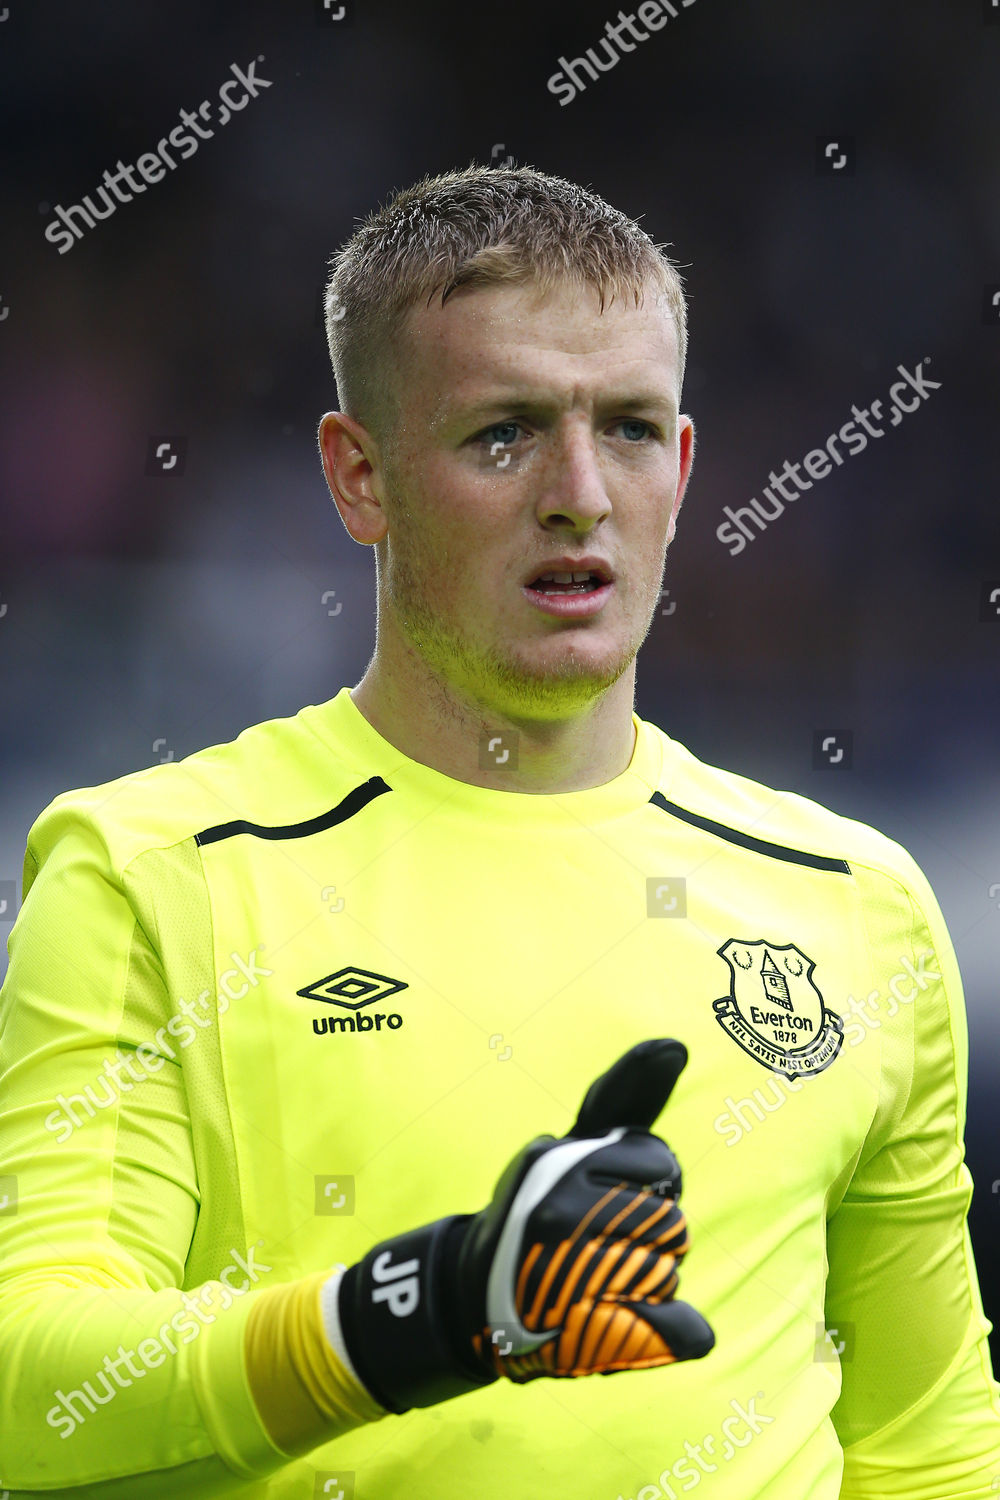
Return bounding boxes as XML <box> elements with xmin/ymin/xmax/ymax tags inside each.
<box><xmin>323</xmin><ymin>162</ymin><xmax>688</xmax><ymax>457</ymax></box>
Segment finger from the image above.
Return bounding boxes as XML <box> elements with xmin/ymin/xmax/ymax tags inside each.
<box><xmin>629</xmin><ymin>1297</ymin><xmax>716</xmax><ymax>1362</ymax></box>
<box><xmin>568</xmin><ymin>1039</ymin><xmax>688</xmax><ymax>1139</ymax></box>
<box><xmin>538</xmin><ymin>1297</ymin><xmax>715</xmax><ymax>1378</ymax></box>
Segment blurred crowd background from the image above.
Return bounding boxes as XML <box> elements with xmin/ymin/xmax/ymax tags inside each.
<box><xmin>1</xmin><ymin>0</ymin><xmax>998</xmax><ymax>1361</ymax></box>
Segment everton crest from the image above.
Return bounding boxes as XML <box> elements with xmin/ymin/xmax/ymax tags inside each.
<box><xmin>713</xmin><ymin>938</ymin><xmax>843</xmax><ymax>1080</ymax></box>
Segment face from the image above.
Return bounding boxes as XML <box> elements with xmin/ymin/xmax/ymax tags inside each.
<box><xmin>323</xmin><ymin>275</ymin><xmax>694</xmax><ymax>722</ymax></box>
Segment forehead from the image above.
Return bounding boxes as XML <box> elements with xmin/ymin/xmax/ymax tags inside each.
<box><xmin>395</xmin><ymin>277</ymin><xmax>680</xmax><ymax>425</ymax></box>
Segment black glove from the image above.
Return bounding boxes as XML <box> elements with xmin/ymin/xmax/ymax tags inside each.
<box><xmin>336</xmin><ymin>1038</ymin><xmax>715</xmax><ymax>1414</ymax></box>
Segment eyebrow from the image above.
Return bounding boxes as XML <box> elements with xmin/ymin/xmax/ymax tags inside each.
<box><xmin>439</xmin><ymin>389</ymin><xmax>676</xmax><ymax>430</ymax></box>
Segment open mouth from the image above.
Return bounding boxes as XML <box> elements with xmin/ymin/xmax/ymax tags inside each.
<box><xmin>527</xmin><ymin>570</ymin><xmax>606</xmax><ymax>595</ymax></box>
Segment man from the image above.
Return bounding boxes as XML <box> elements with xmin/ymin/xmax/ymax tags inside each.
<box><xmin>1</xmin><ymin>163</ymin><xmax>998</xmax><ymax>1498</ymax></box>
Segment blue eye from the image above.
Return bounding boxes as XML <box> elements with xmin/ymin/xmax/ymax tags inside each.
<box><xmin>620</xmin><ymin>419</ymin><xmax>654</xmax><ymax>442</ymax></box>
<box><xmin>477</xmin><ymin>417</ymin><xmax>657</xmax><ymax>448</ymax></box>
<box><xmin>481</xmin><ymin>421</ymin><xmax>522</xmax><ymax>448</ymax></box>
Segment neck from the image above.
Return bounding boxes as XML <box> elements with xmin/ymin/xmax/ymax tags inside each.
<box><xmin>349</xmin><ymin>660</ymin><xmax>638</xmax><ymax>794</ymax></box>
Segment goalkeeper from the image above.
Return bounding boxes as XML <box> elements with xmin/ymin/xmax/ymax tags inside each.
<box><xmin>2</xmin><ymin>162</ymin><xmax>999</xmax><ymax>1498</ymax></box>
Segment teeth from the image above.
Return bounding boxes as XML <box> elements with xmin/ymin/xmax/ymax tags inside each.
<box><xmin>537</xmin><ymin>570</ymin><xmax>595</xmax><ymax>583</ymax></box>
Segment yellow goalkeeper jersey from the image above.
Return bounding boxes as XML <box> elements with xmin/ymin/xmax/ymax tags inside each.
<box><xmin>2</xmin><ymin>686</ymin><xmax>999</xmax><ymax>1498</ymax></box>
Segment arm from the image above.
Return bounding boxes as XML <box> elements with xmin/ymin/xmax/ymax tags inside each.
<box><xmin>0</xmin><ymin>800</ymin><xmax>382</xmax><ymax>1495</ymax></box>
<box><xmin>826</xmin><ymin>855</ymin><xmax>1000</xmax><ymax>1497</ymax></box>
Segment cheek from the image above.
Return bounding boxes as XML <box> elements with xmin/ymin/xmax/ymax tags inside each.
<box><xmin>414</xmin><ymin>504</ymin><xmax>488</xmax><ymax>583</ymax></box>
<box><xmin>394</xmin><ymin>518</ymin><xmax>473</xmax><ymax>615</ymax></box>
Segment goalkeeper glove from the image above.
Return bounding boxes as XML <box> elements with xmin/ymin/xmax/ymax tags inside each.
<box><xmin>332</xmin><ymin>1037</ymin><xmax>715</xmax><ymax>1414</ymax></box>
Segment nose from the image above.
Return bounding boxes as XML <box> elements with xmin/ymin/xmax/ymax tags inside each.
<box><xmin>534</xmin><ymin>422</ymin><xmax>612</xmax><ymax>532</ymax></box>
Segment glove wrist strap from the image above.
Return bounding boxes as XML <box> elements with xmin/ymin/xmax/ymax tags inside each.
<box><xmin>338</xmin><ymin>1215</ymin><xmax>498</xmax><ymax>1414</ymax></box>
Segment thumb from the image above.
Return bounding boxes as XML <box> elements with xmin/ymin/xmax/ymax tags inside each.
<box><xmin>568</xmin><ymin>1039</ymin><xmax>688</xmax><ymax>1139</ymax></box>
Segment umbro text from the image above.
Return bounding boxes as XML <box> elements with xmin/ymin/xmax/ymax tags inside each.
<box><xmin>312</xmin><ymin>1013</ymin><xmax>403</xmax><ymax>1034</ymax></box>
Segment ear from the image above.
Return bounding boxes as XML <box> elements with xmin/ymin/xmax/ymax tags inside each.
<box><xmin>667</xmin><ymin>416</ymin><xmax>695</xmax><ymax>545</ymax></box>
<box><xmin>318</xmin><ymin>410</ymin><xmax>388</xmax><ymax>546</ymax></box>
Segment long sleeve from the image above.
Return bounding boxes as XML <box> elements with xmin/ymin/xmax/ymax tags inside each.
<box><xmin>825</xmin><ymin>855</ymin><xmax>1000</xmax><ymax>1497</ymax></box>
<box><xmin>0</xmin><ymin>801</ymin><xmax>295</xmax><ymax>1494</ymax></box>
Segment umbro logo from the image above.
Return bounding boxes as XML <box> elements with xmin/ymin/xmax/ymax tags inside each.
<box><xmin>298</xmin><ymin>966</ymin><xmax>408</xmax><ymax>1037</ymax></box>
<box><xmin>298</xmin><ymin>967</ymin><xmax>408</xmax><ymax>1009</ymax></box>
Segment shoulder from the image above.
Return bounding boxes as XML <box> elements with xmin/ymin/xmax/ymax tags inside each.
<box><xmin>642</xmin><ymin>719</ymin><xmax>931</xmax><ymax>902</ymax></box>
<box><xmin>22</xmin><ymin>699</ymin><xmax>356</xmax><ymax>886</ymax></box>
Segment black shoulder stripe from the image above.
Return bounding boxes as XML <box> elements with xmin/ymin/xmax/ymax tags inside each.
<box><xmin>194</xmin><ymin>775</ymin><xmax>392</xmax><ymax>847</ymax></box>
<box><xmin>648</xmin><ymin>790</ymin><xmax>851</xmax><ymax>874</ymax></box>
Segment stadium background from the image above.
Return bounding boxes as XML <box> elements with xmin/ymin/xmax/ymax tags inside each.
<box><xmin>1</xmin><ymin>0</ymin><xmax>998</xmax><ymax>1374</ymax></box>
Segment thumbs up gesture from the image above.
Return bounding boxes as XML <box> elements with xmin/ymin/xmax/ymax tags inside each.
<box><xmin>336</xmin><ymin>1041</ymin><xmax>714</xmax><ymax>1415</ymax></box>
<box><xmin>458</xmin><ymin>1038</ymin><xmax>716</xmax><ymax>1381</ymax></box>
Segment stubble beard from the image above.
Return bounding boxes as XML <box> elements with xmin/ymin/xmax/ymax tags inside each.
<box><xmin>382</xmin><ymin>536</ymin><xmax>643</xmax><ymax>719</ymax></box>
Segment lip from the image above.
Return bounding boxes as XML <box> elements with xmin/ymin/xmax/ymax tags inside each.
<box><xmin>522</xmin><ymin>556</ymin><xmax>614</xmax><ymax>588</ymax></box>
<box><xmin>522</xmin><ymin>580</ymin><xmax>614</xmax><ymax>617</ymax></box>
